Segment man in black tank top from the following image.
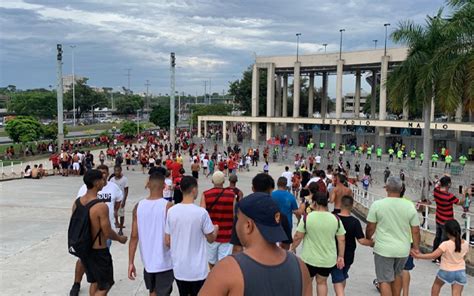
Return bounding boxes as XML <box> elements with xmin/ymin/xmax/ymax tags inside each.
<box><xmin>199</xmin><ymin>193</ymin><xmax>312</xmax><ymax>295</ymax></box>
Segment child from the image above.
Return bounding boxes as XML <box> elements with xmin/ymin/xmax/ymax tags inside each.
<box><xmin>412</xmin><ymin>219</ymin><xmax>468</xmax><ymax>296</ymax></box>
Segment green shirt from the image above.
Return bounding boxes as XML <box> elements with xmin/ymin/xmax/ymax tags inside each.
<box><xmin>445</xmin><ymin>155</ymin><xmax>452</xmax><ymax>164</ymax></box>
<box><xmin>331</xmin><ymin>143</ymin><xmax>336</xmax><ymax>149</ymax></box>
<box><xmin>420</xmin><ymin>153</ymin><xmax>424</xmax><ymax>160</ymax></box>
<box><xmin>320</xmin><ymin>143</ymin><xmax>325</xmax><ymax>149</ymax></box>
<box><xmin>397</xmin><ymin>150</ymin><xmax>403</xmax><ymax>158</ymax></box>
<box><xmin>367</xmin><ymin>147</ymin><xmax>372</xmax><ymax>154</ymax></box>
<box><xmin>297</xmin><ymin>211</ymin><xmax>346</xmax><ymax>267</ymax></box>
<box><xmin>367</xmin><ymin>198</ymin><xmax>419</xmax><ymax>258</ymax></box>
<box><xmin>459</xmin><ymin>155</ymin><xmax>467</xmax><ymax>165</ymax></box>
<box><xmin>388</xmin><ymin>148</ymin><xmax>394</xmax><ymax>155</ymax></box>
<box><xmin>431</xmin><ymin>153</ymin><xmax>439</xmax><ymax>161</ymax></box>
<box><xmin>410</xmin><ymin>150</ymin><xmax>416</xmax><ymax>158</ymax></box>
<box><xmin>376</xmin><ymin>148</ymin><xmax>382</xmax><ymax>156</ymax></box>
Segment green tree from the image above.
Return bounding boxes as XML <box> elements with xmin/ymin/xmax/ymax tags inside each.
<box><xmin>5</xmin><ymin>116</ymin><xmax>43</xmax><ymax>144</ymax></box>
<box><xmin>150</xmin><ymin>104</ymin><xmax>172</xmax><ymax>128</ymax></box>
<box><xmin>120</xmin><ymin>120</ymin><xmax>143</xmax><ymax>138</ymax></box>
<box><xmin>42</xmin><ymin>122</ymin><xmax>68</xmax><ymax>140</ymax></box>
<box><xmin>190</xmin><ymin>104</ymin><xmax>233</xmax><ymax>126</ymax></box>
<box><xmin>115</xmin><ymin>94</ymin><xmax>144</xmax><ymax>114</ymax></box>
<box><xmin>386</xmin><ymin>0</ymin><xmax>472</xmax><ymax>198</ymax></box>
<box><xmin>228</xmin><ymin>66</ymin><xmax>267</xmax><ymax>115</ymax></box>
<box><xmin>64</xmin><ymin>78</ymin><xmax>108</xmax><ymax>119</ymax></box>
<box><xmin>7</xmin><ymin>90</ymin><xmax>57</xmax><ymax>118</ymax></box>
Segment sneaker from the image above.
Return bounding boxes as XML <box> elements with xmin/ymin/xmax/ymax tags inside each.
<box><xmin>432</xmin><ymin>259</ymin><xmax>440</xmax><ymax>265</ymax></box>
<box><xmin>69</xmin><ymin>283</ymin><xmax>80</xmax><ymax>296</ymax></box>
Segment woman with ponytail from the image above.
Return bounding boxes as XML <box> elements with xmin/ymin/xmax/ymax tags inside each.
<box><xmin>412</xmin><ymin>219</ymin><xmax>468</xmax><ymax>295</ymax></box>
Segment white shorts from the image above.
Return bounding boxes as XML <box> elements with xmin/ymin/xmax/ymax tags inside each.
<box><xmin>207</xmin><ymin>242</ymin><xmax>232</xmax><ymax>265</ymax></box>
<box><xmin>73</xmin><ymin>163</ymin><xmax>80</xmax><ymax>171</ymax></box>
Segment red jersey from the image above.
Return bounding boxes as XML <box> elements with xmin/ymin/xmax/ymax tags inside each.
<box><xmin>170</xmin><ymin>162</ymin><xmax>182</xmax><ymax>179</ymax></box>
<box><xmin>203</xmin><ymin>187</ymin><xmax>235</xmax><ymax>242</ymax></box>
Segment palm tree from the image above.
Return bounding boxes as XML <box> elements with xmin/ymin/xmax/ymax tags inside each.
<box><xmin>387</xmin><ymin>0</ymin><xmax>472</xmax><ymax>199</ymax></box>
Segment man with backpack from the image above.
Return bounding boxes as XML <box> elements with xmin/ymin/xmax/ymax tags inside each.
<box><xmin>69</xmin><ymin>165</ymin><xmax>124</xmax><ymax>296</ymax></box>
<box><xmin>68</xmin><ymin>169</ymin><xmax>127</xmax><ymax>296</ymax></box>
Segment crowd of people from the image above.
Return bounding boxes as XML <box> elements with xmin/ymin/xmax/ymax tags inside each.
<box><xmin>66</xmin><ymin>130</ymin><xmax>473</xmax><ymax>296</ymax></box>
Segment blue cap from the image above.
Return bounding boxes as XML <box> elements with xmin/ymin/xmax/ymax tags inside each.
<box><xmin>237</xmin><ymin>192</ymin><xmax>288</xmax><ymax>243</ymax></box>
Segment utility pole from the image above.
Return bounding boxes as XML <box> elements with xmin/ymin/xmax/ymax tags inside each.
<box><xmin>204</xmin><ymin>81</ymin><xmax>207</xmax><ymax>104</ymax></box>
<box><xmin>170</xmin><ymin>53</ymin><xmax>176</xmax><ymax>145</ymax></box>
<box><xmin>145</xmin><ymin>80</ymin><xmax>151</xmax><ymax>110</ymax></box>
<box><xmin>136</xmin><ymin>109</ymin><xmax>140</xmax><ymax>136</ymax></box>
<box><xmin>209</xmin><ymin>78</ymin><xmax>212</xmax><ymax>105</ymax></box>
<box><xmin>322</xmin><ymin>43</ymin><xmax>328</xmax><ymax>53</ymax></box>
<box><xmin>70</xmin><ymin>45</ymin><xmax>76</xmax><ymax>126</ymax></box>
<box><xmin>56</xmin><ymin>44</ymin><xmax>64</xmax><ymax>151</ymax></box>
<box><xmin>125</xmin><ymin>68</ymin><xmax>132</xmax><ymax>94</ymax></box>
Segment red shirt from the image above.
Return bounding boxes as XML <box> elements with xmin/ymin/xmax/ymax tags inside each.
<box><xmin>170</xmin><ymin>162</ymin><xmax>182</xmax><ymax>179</ymax></box>
<box><xmin>49</xmin><ymin>154</ymin><xmax>59</xmax><ymax>165</ymax></box>
<box><xmin>218</xmin><ymin>161</ymin><xmax>225</xmax><ymax>171</ymax></box>
<box><xmin>204</xmin><ymin>187</ymin><xmax>235</xmax><ymax>242</ymax></box>
<box><xmin>433</xmin><ymin>188</ymin><xmax>459</xmax><ymax>225</ymax></box>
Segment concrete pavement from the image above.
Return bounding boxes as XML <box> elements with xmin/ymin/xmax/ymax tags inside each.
<box><xmin>0</xmin><ymin>155</ymin><xmax>473</xmax><ymax>295</ymax></box>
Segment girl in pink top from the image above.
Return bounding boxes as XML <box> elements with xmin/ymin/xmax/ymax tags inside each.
<box><xmin>412</xmin><ymin>220</ymin><xmax>468</xmax><ymax>296</ymax></box>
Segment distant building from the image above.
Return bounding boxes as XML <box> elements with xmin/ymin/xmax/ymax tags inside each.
<box><xmin>343</xmin><ymin>91</ymin><xmax>369</xmax><ymax>113</ymax></box>
<box><xmin>62</xmin><ymin>74</ymin><xmax>85</xmax><ymax>92</ymax></box>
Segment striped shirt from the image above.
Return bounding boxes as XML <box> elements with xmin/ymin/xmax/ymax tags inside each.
<box><xmin>204</xmin><ymin>187</ymin><xmax>235</xmax><ymax>242</ymax></box>
<box><xmin>433</xmin><ymin>188</ymin><xmax>459</xmax><ymax>225</ymax></box>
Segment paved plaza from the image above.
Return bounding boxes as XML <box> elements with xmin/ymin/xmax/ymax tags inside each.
<box><xmin>0</xmin><ymin>153</ymin><xmax>473</xmax><ymax>295</ymax></box>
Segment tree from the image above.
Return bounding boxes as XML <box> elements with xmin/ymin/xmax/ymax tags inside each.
<box><xmin>386</xmin><ymin>0</ymin><xmax>472</xmax><ymax>198</ymax></box>
<box><xmin>120</xmin><ymin>120</ymin><xmax>143</xmax><ymax>138</ymax></box>
<box><xmin>7</xmin><ymin>90</ymin><xmax>57</xmax><ymax>118</ymax></box>
<box><xmin>42</xmin><ymin>122</ymin><xmax>68</xmax><ymax>140</ymax></box>
<box><xmin>5</xmin><ymin>116</ymin><xmax>43</xmax><ymax>144</ymax></box>
<box><xmin>150</xmin><ymin>104</ymin><xmax>172</xmax><ymax>128</ymax></box>
<box><xmin>190</xmin><ymin>104</ymin><xmax>233</xmax><ymax>126</ymax></box>
<box><xmin>228</xmin><ymin>66</ymin><xmax>267</xmax><ymax>115</ymax></box>
<box><xmin>115</xmin><ymin>94</ymin><xmax>144</xmax><ymax>114</ymax></box>
<box><xmin>64</xmin><ymin>78</ymin><xmax>108</xmax><ymax>119</ymax></box>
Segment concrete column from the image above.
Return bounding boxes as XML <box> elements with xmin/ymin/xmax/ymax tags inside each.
<box><xmin>370</xmin><ymin>70</ymin><xmax>377</xmax><ymax>119</ymax></box>
<box><xmin>379</xmin><ymin>56</ymin><xmax>389</xmax><ymax>121</ymax></box>
<box><xmin>293</xmin><ymin>62</ymin><xmax>301</xmax><ymax>132</ymax></box>
<box><xmin>203</xmin><ymin>120</ymin><xmax>207</xmax><ymax>138</ymax></box>
<box><xmin>354</xmin><ymin>70</ymin><xmax>361</xmax><ymax>118</ymax></box>
<box><xmin>251</xmin><ymin>64</ymin><xmax>259</xmax><ymax>117</ymax></box>
<box><xmin>197</xmin><ymin>118</ymin><xmax>202</xmax><ymax>137</ymax></box>
<box><xmin>275</xmin><ymin>75</ymin><xmax>282</xmax><ymax>117</ymax></box>
<box><xmin>335</xmin><ymin>60</ymin><xmax>344</xmax><ymax>145</ymax></box>
<box><xmin>222</xmin><ymin>121</ymin><xmax>227</xmax><ymax>145</ymax></box>
<box><xmin>282</xmin><ymin>75</ymin><xmax>288</xmax><ymax>117</ymax></box>
<box><xmin>267</xmin><ymin>64</ymin><xmax>275</xmax><ymax>118</ymax></box>
<box><xmin>321</xmin><ymin>72</ymin><xmax>328</xmax><ymax>118</ymax></box>
<box><xmin>251</xmin><ymin>123</ymin><xmax>258</xmax><ymax>143</ymax></box>
<box><xmin>308</xmin><ymin>72</ymin><xmax>314</xmax><ymax>117</ymax></box>
<box><xmin>402</xmin><ymin>98</ymin><xmax>409</xmax><ymax>120</ymax></box>
<box><xmin>455</xmin><ymin>104</ymin><xmax>462</xmax><ymax>152</ymax></box>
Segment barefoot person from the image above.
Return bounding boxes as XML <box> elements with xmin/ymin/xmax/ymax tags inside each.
<box><xmin>70</xmin><ymin>169</ymin><xmax>127</xmax><ymax>296</ymax></box>
<box><xmin>330</xmin><ymin>173</ymin><xmax>353</xmax><ymax>214</ymax></box>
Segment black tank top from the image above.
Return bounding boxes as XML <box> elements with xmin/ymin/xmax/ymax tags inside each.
<box><xmin>232</xmin><ymin>251</ymin><xmax>302</xmax><ymax>296</ymax></box>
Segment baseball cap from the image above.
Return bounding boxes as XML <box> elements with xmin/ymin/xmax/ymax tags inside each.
<box><xmin>212</xmin><ymin>171</ymin><xmax>225</xmax><ymax>185</ymax></box>
<box><xmin>237</xmin><ymin>192</ymin><xmax>288</xmax><ymax>243</ymax></box>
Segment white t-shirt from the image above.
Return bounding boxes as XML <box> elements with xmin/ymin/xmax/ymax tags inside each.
<box><xmin>110</xmin><ymin>175</ymin><xmax>129</xmax><ymax>196</ymax></box>
<box><xmin>77</xmin><ymin>182</ymin><xmax>124</xmax><ymax>226</ymax></box>
<box><xmin>202</xmin><ymin>159</ymin><xmax>209</xmax><ymax>168</ymax></box>
<box><xmin>315</xmin><ymin>155</ymin><xmax>322</xmax><ymax>164</ymax></box>
<box><xmin>306</xmin><ymin>176</ymin><xmax>320</xmax><ymax>187</ymax></box>
<box><xmin>163</xmin><ymin>178</ymin><xmax>173</xmax><ymax>198</ymax></box>
<box><xmin>281</xmin><ymin>171</ymin><xmax>293</xmax><ymax>187</ymax></box>
<box><xmin>165</xmin><ymin>203</ymin><xmax>214</xmax><ymax>281</ymax></box>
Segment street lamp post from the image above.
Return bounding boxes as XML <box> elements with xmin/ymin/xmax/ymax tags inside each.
<box><xmin>170</xmin><ymin>52</ymin><xmax>176</xmax><ymax>145</ymax></box>
<box><xmin>70</xmin><ymin>45</ymin><xmax>76</xmax><ymax>126</ymax></box>
<box><xmin>56</xmin><ymin>44</ymin><xmax>64</xmax><ymax>150</ymax></box>
<box><xmin>373</xmin><ymin>39</ymin><xmax>378</xmax><ymax>49</ymax></box>
<box><xmin>322</xmin><ymin>43</ymin><xmax>328</xmax><ymax>53</ymax></box>
<box><xmin>339</xmin><ymin>29</ymin><xmax>345</xmax><ymax>60</ymax></box>
<box><xmin>136</xmin><ymin>109</ymin><xmax>140</xmax><ymax>136</ymax></box>
<box><xmin>384</xmin><ymin>23</ymin><xmax>390</xmax><ymax>56</ymax></box>
<box><xmin>91</xmin><ymin>103</ymin><xmax>99</xmax><ymax>122</ymax></box>
<box><xmin>296</xmin><ymin>33</ymin><xmax>302</xmax><ymax>62</ymax></box>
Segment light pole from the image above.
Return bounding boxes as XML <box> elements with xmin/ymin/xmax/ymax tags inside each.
<box><xmin>384</xmin><ymin>23</ymin><xmax>390</xmax><ymax>56</ymax></box>
<box><xmin>322</xmin><ymin>43</ymin><xmax>328</xmax><ymax>53</ymax></box>
<box><xmin>170</xmin><ymin>52</ymin><xmax>176</xmax><ymax>144</ymax></box>
<box><xmin>296</xmin><ymin>33</ymin><xmax>302</xmax><ymax>62</ymax></box>
<box><xmin>373</xmin><ymin>39</ymin><xmax>378</xmax><ymax>49</ymax></box>
<box><xmin>339</xmin><ymin>29</ymin><xmax>345</xmax><ymax>60</ymax></box>
<box><xmin>136</xmin><ymin>109</ymin><xmax>141</xmax><ymax>136</ymax></box>
<box><xmin>70</xmin><ymin>45</ymin><xmax>76</xmax><ymax>126</ymax></box>
<box><xmin>56</xmin><ymin>44</ymin><xmax>64</xmax><ymax>150</ymax></box>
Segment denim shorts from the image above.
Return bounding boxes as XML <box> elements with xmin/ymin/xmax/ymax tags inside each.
<box><xmin>331</xmin><ymin>265</ymin><xmax>351</xmax><ymax>283</ymax></box>
<box><xmin>404</xmin><ymin>255</ymin><xmax>415</xmax><ymax>271</ymax></box>
<box><xmin>207</xmin><ymin>242</ymin><xmax>232</xmax><ymax>265</ymax></box>
<box><xmin>437</xmin><ymin>269</ymin><xmax>467</xmax><ymax>286</ymax></box>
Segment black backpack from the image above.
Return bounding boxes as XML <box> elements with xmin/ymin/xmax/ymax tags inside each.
<box><xmin>68</xmin><ymin>198</ymin><xmax>102</xmax><ymax>258</ymax></box>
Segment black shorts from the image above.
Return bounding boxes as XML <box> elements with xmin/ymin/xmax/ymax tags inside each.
<box><xmin>61</xmin><ymin>161</ymin><xmax>69</xmax><ymax>169</ymax></box>
<box><xmin>305</xmin><ymin>263</ymin><xmax>335</xmax><ymax>278</ymax></box>
<box><xmin>332</xmin><ymin>209</ymin><xmax>341</xmax><ymax>214</ymax></box>
<box><xmin>280</xmin><ymin>215</ymin><xmax>292</xmax><ymax>244</ymax></box>
<box><xmin>53</xmin><ymin>164</ymin><xmax>60</xmax><ymax>170</ymax></box>
<box><xmin>192</xmin><ymin>171</ymin><xmax>199</xmax><ymax>179</ymax></box>
<box><xmin>144</xmin><ymin>269</ymin><xmax>174</xmax><ymax>295</ymax></box>
<box><xmin>175</xmin><ymin>279</ymin><xmax>205</xmax><ymax>296</ymax></box>
<box><xmin>82</xmin><ymin>248</ymin><xmax>114</xmax><ymax>291</ymax></box>
<box><xmin>126</xmin><ymin>159</ymin><xmax>131</xmax><ymax>165</ymax></box>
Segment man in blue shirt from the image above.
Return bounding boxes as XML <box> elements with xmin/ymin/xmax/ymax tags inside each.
<box><xmin>272</xmin><ymin>177</ymin><xmax>301</xmax><ymax>250</ymax></box>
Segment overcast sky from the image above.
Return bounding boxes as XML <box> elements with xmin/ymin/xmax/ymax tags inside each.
<box><xmin>0</xmin><ymin>0</ymin><xmax>446</xmax><ymax>97</ymax></box>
